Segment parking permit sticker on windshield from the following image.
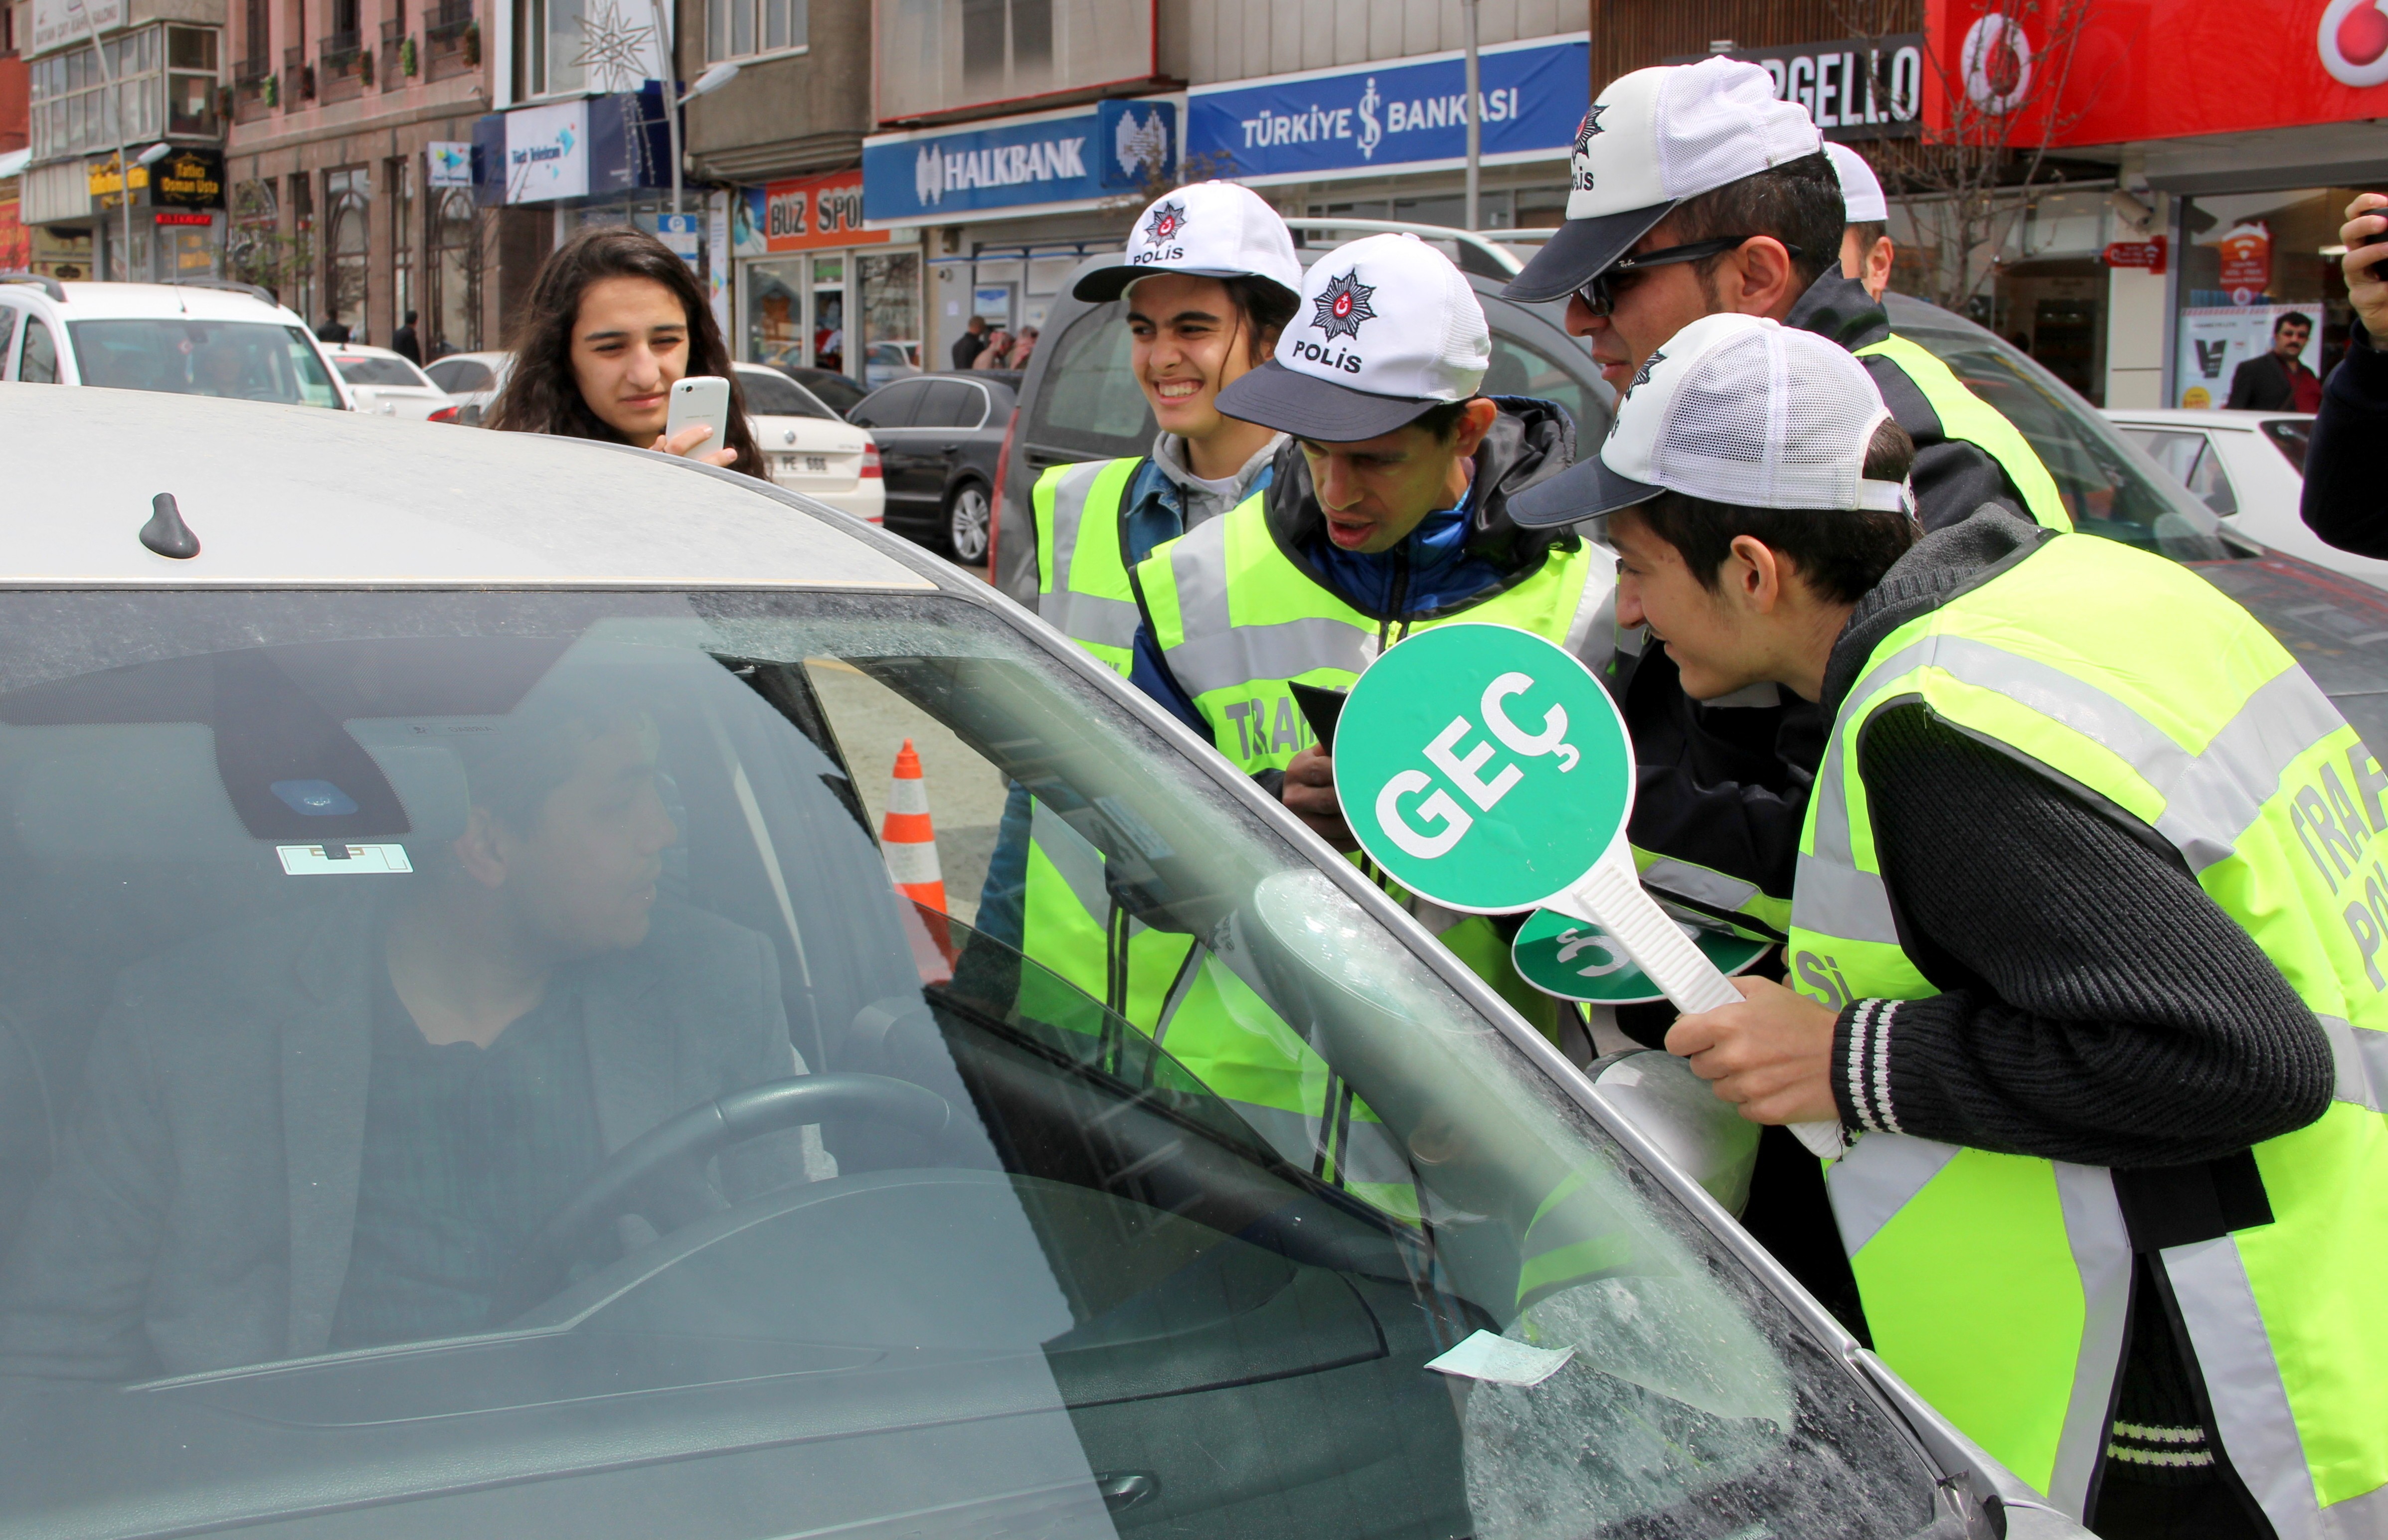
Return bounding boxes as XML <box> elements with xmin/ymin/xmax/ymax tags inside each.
<box><xmin>1425</xmin><ymin>1330</ymin><xmax>1576</xmax><ymax>1387</ymax></box>
<box><xmin>277</xmin><ymin>843</ymin><xmax>413</xmax><ymax>876</ymax></box>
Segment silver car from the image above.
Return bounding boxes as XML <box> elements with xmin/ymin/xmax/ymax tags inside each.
<box><xmin>0</xmin><ymin>383</ymin><xmax>2065</xmax><ymax>1540</ymax></box>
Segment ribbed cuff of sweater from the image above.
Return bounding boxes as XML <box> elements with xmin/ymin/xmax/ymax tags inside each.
<box><xmin>1830</xmin><ymin>995</ymin><xmax>1973</xmax><ymax>1140</ymax></box>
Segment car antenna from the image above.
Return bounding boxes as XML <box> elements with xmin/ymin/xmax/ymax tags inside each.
<box><xmin>140</xmin><ymin>493</ymin><xmax>201</xmax><ymax>559</ymax></box>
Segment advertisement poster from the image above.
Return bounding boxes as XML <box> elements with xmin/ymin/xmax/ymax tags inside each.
<box><xmin>0</xmin><ymin>191</ymin><xmax>28</xmax><ymax>273</ymax></box>
<box><xmin>426</xmin><ymin>142</ymin><xmax>475</xmax><ymax>189</ymax></box>
<box><xmin>736</xmin><ymin>170</ymin><xmax>884</xmax><ymax>257</ymax></box>
<box><xmin>2175</xmin><ymin>305</ymin><xmax>2322</xmax><ymax>408</ymax></box>
<box><xmin>503</xmin><ymin>100</ymin><xmax>590</xmax><ymax>204</ymax></box>
<box><xmin>2215</xmin><ymin>221</ymin><xmax>2273</xmax><ymax>300</ymax></box>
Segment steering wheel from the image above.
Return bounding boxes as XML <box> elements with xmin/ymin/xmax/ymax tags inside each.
<box><xmin>492</xmin><ymin>1073</ymin><xmax>953</xmax><ymax>1323</ymax></box>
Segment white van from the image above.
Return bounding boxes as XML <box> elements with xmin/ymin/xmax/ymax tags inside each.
<box><xmin>0</xmin><ymin>275</ymin><xmax>352</xmax><ymax>410</ymax></box>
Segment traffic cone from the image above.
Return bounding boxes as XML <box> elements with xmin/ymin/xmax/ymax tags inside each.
<box><xmin>881</xmin><ymin>739</ymin><xmax>948</xmax><ymax>913</ymax></box>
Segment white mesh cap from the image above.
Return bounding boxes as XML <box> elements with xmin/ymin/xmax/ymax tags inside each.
<box><xmin>1509</xmin><ymin>314</ymin><xmax>1903</xmax><ymax>527</ymax></box>
<box><xmin>1824</xmin><ymin>143</ymin><xmax>1888</xmax><ymax>223</ymax></box>
<box><xmin>1504</xmin><ymin>57</ymin><xmax>1824</xmax><ymax>302</ymax></box>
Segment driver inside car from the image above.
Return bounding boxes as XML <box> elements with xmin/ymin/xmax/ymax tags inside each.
<box><xmin>0</xmin><ymin>692</ymin><xmax>826</xmax><ymax>1383</ymax></box>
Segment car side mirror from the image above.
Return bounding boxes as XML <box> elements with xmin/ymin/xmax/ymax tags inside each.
<box><xmin>1587</xmin><ymin>1049</ymin><xmax>1759</xmax><ymax>1217</ymax></box>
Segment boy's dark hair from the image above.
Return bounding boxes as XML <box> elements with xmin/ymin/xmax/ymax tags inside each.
<box><xmin>1669</xmin><ymin>152</ymin><xmax>1845</xmax><ymax>294</ymax></box>
<box><xmin>1409</xmin><ymin>397</ymin><xmax>1483</xmax><ymax>443</ymax></box>
<box><xmin>1220</xmin><ymin>274</ymin><xmax>1300</xmax><ymax>367</ymax></box>
<box><xmin>1629</xmin><ymin>417</ymin><xmax>1918</xmax><ymax>604</ymax></box>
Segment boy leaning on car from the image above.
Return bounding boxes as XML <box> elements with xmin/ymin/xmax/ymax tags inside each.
<box><xmin>1508</xmin><ymin>310</ymin><xmax>2387</xmax><ymax>1540</ymax></box>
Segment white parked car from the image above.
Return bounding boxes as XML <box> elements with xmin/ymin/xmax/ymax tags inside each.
<box><xmin>2102</xmin><ymin>406</ymin><xmax>2388</xmax><ymax>587</ymax></box>
<box><xmin>0</xmin><ymin>276</ymin><xmax>351</xmax><ymax>409</ymax></box>
<box><xmin>0</xmin><ymin>380</ymin><xmax>2080</xmax><ymax>1540</ymax></box>
<box><xmin>421</xmin><ymin>348</ymin><xmax>511</xmax><ymax>424</ymax></box>
<box><xmin>734</xmin><ymin>361</ymin><xmax>884</xmax><ymax>525</ymax></box>
<box><xmin>322</xmin><ymin>342</ymin><xmax>453</xmax><ymax>421</ymax></box>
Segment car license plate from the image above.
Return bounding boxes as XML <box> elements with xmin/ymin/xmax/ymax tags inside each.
<box><xmin>805</xmin><ymin>455</ymin><xmax>828</xmax><ymax>473</ymax></box>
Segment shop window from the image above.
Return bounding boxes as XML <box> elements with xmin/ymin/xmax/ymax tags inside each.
<box><xmin>326</xmin><ymin>167</ymin><xmax>370</xmax><ymax>341</ymax></box>
<box><xmin>428</xmin><ymin>188</ymin><xmax>481</xmax><ymax>355</ymax></box>
<box><xmin>2173</xmin><ymin>189</ymin><xmax>2357</xmax><ymax>411</ymax></box>
<box><xmin>859</xmin><ymin>251</ymin><xmax>920</xmax><ymax>384</ymax></box>
<box><xmin>744</xmin><ymin>258</ymin><xmax>806</xmax><ymax>367</ymax></box>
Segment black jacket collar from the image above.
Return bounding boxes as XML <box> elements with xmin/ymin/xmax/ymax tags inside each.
<box><xmin>1784</xmin><ymin>269</ymin><xmax>1894</xmax><ymax>354</ymax></box>
<box><xmin>1822</xmin><ymin>506</ymin><xmax>2057</xmax><ymax>715</ymax></box>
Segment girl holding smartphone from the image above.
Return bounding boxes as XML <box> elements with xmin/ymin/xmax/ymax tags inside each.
<box><xmin>485</xmin><ymin>225</ymin><xmax>766</xmax><ymax>478</ymax></box>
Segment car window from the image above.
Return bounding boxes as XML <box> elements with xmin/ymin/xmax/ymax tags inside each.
<box><xmin>795</xmin><ymin>369</ymin><xmax>868</xmax><ymax>417</ymax></box>
<box><xmin>425</xmin><ymin>357</ymin><xmax>494</xmax><ymax>394</ymax></box>
<box><xmin>849</xmin><ymin>379</ymin><xmax>926</xmax><ymax>429</ymax></box>
<box><xmin>1485</xmin><ymin>330</ymin><xmax>1598</xmax><ymax>442</ymax></box>
<box><xmin>18</xmin><ymin>318</ymin><xmax>59</xmax><ymax>384</ymax></box>
<box><xmin>0</xmin><ymin>588</ymin><xmax>1945</xmax><ymax>1539</ymax></box>
<box><xmin>1028</xmin><ymin>302</ymin><xmax>1154</xmax><ymax>460</ymax></box>
<box><xmin>2117</xmin><ymin>427</ymin><xmax>2237</xmax><ymax>515</ymax></box>
<box><xmin>1899</xmin><ymin>324</ymin><xmax>2233</xmax><ymax>560</ymax></box>
<box><xmin>917</xmin><ymin>379</ymin><xmax>985</xmax><ymax>430</ymax></box>
<box><xmin>336</xmin><ymin>355</ymin><xmax>433</xmax><ymax>388</ymax></box>
<box><xmin>0</xmin><ymin>307</ymin><xmax>18</xmax><ymax>376</ymax></box>
<box><xmin>65</xmin><ymin>320</ymin><xmax>342</xmax><ymax>408</ymax></box>
<box><xmin>738</xmin><ymin>368</ymin><xmax>835</xmax><ymax>420</ymax></box>
<box><xmin>2261</xmin><ymin>417</ymin><xmax>2312</xmax><ymax>474</ymax></box>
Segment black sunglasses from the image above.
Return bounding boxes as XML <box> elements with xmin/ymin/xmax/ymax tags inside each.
<box><xmin>1575</xmin><ymin>236</ymin><xmax>1807</xmax><ymax>316</ymax></box>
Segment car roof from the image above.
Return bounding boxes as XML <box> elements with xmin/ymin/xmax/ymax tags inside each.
<box><xmin>3</xmin><ymin>384</ymin><xmax>935</xmax><ymax>590</ymax></box>
<box><xmin>329</xmin><ymin>343</ymin><xmax>415</xmax><ymax>362</ymax></box>
<box><xmin>2102</xmin><ymin>406</ymin><xmax>2313</xmax><ymax>430</ymax></box>
<box><xmin>22</xmin><ymin>282</ymin><xmax>303</xmax><ymax>323</ymax></box>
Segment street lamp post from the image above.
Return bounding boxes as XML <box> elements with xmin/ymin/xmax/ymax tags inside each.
<box><xmin>1462</xmin><ymin>0</ymin><xmax>1481</xmax><ymax>232</ymax></box>
<box><xmin>648</xmin><ymin>0</ymin><xmax>737</xmax><ymax>220</ymax></box>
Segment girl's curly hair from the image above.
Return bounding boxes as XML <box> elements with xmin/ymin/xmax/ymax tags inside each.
<box><xmin>485</xmin><ymin>225</ymin><xmax>765</xmax><ymax>479</ymax></box>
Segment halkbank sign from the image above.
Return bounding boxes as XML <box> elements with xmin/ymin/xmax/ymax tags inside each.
<box><xmin>861</xmin><ymin>98</ymin><xmax>1179</xmax><ymax>225</ymax></box>
<box><xmin>1187</xmin><ymin>34</ymin><xmax>1589</xmax><ymax>185</ymax></box>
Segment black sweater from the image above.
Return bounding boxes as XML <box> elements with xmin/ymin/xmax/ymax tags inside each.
<box><xmin>2302</xmin><ymin>328</ymin><xmax>2388</xmax><ymax>557</ymax></box>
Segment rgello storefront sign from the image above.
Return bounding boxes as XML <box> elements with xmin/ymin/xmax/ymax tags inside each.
<box><xmin>1187</xmin><ymin>35</ymin><xmax>1589</xmax><ymax>184</ymax></box>
<box><xmin>861</xmin><ymin>98</ymin><xmax>1178</xmax><ymax>224</ymax></box>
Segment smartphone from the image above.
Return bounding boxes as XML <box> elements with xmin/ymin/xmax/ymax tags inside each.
<box><xmin>1289</xmin><ymin>681</ymin><xmax>1349</xmax><ymax>754</ymax></box>
<box><xmin>664</xmin><ymin>375</ymin><xmax>731</xmax><ymax>455</ymax></box>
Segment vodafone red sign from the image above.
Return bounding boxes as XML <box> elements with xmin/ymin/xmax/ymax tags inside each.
<box><xmin>1927</xmin><ymin>0</ymin><xmax>2388</xmax><ymax>145</ymax></box>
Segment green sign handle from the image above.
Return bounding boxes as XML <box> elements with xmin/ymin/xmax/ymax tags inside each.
<box><xmin>1548</xmin><ymin>842</ymin><xmax>1845</xmax><ymax>1160</ymax></box>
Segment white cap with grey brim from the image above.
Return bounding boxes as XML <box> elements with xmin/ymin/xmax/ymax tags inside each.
<box><xmin>1824</xmin><ymin>143</ymin><xmax>1888</xmax><ymax>224</ymax></box>
<box><xmin>1071</xmin><ymin>180</ymin><xmax>1303</xmax><ymax>304</ymax></box>
<box><xmin>1509</xmin><ymin>313</ymin><xmax>1908</xmax><ymax>530</ymax></box>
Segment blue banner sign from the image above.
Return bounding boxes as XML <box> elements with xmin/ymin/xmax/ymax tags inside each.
<box><xmin>1187</xmin><ymin>36</ymin><xmax>1587</xmax><ymax>182</ymax></box>
<box><xmin>862</xmin><ymin>98</ymin><xmax>1177</xmax><ymax>224</ymax></box>
<box><xmin>471</xmin><ymin>88</ymin><xmax>667</xmax><ymax>207</ymax></box>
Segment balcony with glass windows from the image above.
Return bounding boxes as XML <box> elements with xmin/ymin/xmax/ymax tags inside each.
<box><xmin>425</xmin><ymin>0</ymin><xmax>472</xmax><ymax>80</ymax></box>
<box><xmin>319</xmin><ymin>31</ymin><xmax>365</xmax><ymax>102</ymax></box>
<box><xmin>284</xmin><ymin>44</ymin><xmax>314</xmax><ymax>106</ymax></box>
<box><xmin>379</xmin><ymin>18</ymin><xmax>408</xmax><ymax>88</ymax></box>
<box><xmin>234</xmin><ymin>55</ymin><xmax>274</xmax><ymax>122</ymax></box>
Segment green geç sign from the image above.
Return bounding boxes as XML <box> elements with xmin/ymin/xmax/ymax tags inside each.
<box><xmin>1512</xmin><ymin>909</ymin><xmax>1769</xmax><ymax>1005</ymax></box>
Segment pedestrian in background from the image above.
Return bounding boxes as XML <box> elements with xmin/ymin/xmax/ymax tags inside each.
<box><xmin>1003</xmin><ymin>324</ymin><xmax>1040</xmax><ymax>369</ymax></box>
<box><xmin>950</xmin><ymin>314</ymin><xmax>990</xmax><ymax>370</ymax></box>
<box><xmin>390</xmin><ymin>309</ymin><xmax>423</xmax><ymax>367</ymax></box>
<box><xmin>2302</xmin><ymin>194</ymin><xmax>2388</xmax><ymax>553</ymax></box>
<box><xmin>1823</xmin><ymin>143</ymin><xmax>1894</xmax><ymax>301</ymax></box>
<box><xmin>2228</xmin><ymin>310</ymin><xmax>2320</xmax><ymax>411</ymax></box>
<box><xmin>972</xmin><ymin>328</ymin><xmax>1014</xmax><ymax>371</ymax></box>
<box><xmin>316</xmin><ymin>313</ymin><xmax>352</xmax><ymax>344</ymax></box>
<box><xmin>483</xmin><ymin>225</ymin><xmax>764</xmax><ymax>478</ymax></box>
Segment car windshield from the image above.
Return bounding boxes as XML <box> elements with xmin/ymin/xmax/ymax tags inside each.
<box><xmin>0</xmin><ymin>589</ymin><xmax>1941</xmax><ymax>1538</ymax></box>
<box><xmin>1895</xmin><ymin>318</ymin><xmax>2240</xmax><ymax>561</ymax></box>
<box><xmin>336</xmin><ymin>355</ymin><xmax>432</xmax><ymax>388</ymax></box>
<box><xmin>66</xmin><ymin>319</ymin><xmax>344</xmax><ymax>408</ymax></box>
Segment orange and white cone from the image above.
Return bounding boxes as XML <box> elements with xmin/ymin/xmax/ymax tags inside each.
<box><xmin>881</xmin><ymin>739</ymin><xmax>948</xmax><ymax>913</ymax></box>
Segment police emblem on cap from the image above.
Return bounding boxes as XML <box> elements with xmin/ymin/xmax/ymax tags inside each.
<box><xmin>1312</xmin><ymin>270</ymin><xmax>1377</xmax><ymax>341</ymax></box>
<box><xmin>1574</xmin><ymin>104</ymin><xmax>1606</xmax><ymax>156</ymax></box>
<box><xmin>1144</xmin><ymin>199</ymin><xmax>1189</xmax><ymax>244</ymax></box>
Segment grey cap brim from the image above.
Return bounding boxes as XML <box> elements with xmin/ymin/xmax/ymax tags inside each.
<box><xmin>1507</xmin><ymin>453</ymin><xmax>1664</xmax><ymax>530</ymax></box>
<box><xmin>1072</xmin><ymin>261</ymin><xmax>1298</xmax><ymax>304</ymax></box>
<box><xmin>1215</xmin><ymin>360</ymin><xmax>1446</xmax><ymax>442</ymax></box>
<box><xmin>1501</xmin><ymin>200</ymin><xmax>1679</xmax><ymax>304</ymax></box>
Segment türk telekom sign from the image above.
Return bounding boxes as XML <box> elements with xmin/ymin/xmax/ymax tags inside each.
<box><xmin>1925</xmin><ymin>0</ymin><xmax>2388</xmax><ymax>145</ymax></box>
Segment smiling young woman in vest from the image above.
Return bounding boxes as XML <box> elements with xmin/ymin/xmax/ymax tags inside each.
<box><xmin>1509</xmin><ymin>310</ymin><xmax>2386</xmax><ymax>1540</ymax></box>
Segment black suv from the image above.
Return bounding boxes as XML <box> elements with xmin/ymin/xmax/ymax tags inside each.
<box><xmin>988</xmin><ymin>223</ymin><xmax>1613</xmax><ymax>603</ymax></box>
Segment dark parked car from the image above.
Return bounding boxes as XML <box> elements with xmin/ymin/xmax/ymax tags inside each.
<box><xmin>990</xmin><ymin>222</ymin><xmax>1612</xmax><ymax>604</ymax></box>
<box><xmin>849</xmin><ymin>371</ymin><xmax>1019</xmax><ymax>563</ymax></box>
<box><xmin>777</xmin><ymin>364</ymin><xmax>869</xmax><ymax>420</ymax></box>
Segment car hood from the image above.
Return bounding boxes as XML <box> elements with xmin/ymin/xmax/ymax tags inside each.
<box><xmin>2190</xmin><ymin>547</ymin><xmax>2388</xmax><ymax>747</ymax></box>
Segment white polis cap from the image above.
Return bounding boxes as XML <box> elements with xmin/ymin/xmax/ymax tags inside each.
<box><xmin>1504</xmin><ymin>56</ymin><xmax>1824</xmax><ymax>303</ymax></box>
<box><xmin>1824</xmin><ymin>142</ymin><xmax>1888</xmax><ymax>223</ymax></box>
<box><xmin>1071</xmin><ymin>180</ymin><xmax>1304</xmax><ymax>304</ymax></box>
<box><xmin>1510</xmin><ymin>313</ymin><xmax>1903</xmax><ymax>529</ymax></box>
<box><xmin>1214</xmin><ymin>233</ymin><xmax>1490</xmax><ymax>442</ymax></box>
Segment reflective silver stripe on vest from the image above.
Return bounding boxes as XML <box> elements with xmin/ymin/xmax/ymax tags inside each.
<box><xmin>1038</xmin><ymin>461</ymin><xmax>1146</xmax><ymax>652</ymax></box>
<box><xmin>2320</xmin><ymin>1014</ymin><xmax>2388</xmax><ymax>1113</ymax></box>
<box><xmin>1801</xmin><ymin>634</ymin><xmax>2341</xmax><ymax>942</ymax></box>
<box><xmin>1562</xmin><ymin>556</ymin><xmax>1616</xmax><ymax>666</ymax></box>
<box><xmin>1827</xmin><ymin>1133</ymin><xmax>1959</xmax><ymax>1256</ymax></box>
<box><xmin>2048</xmin><ymin>1163</ymin><xmax>2132</xmax><ymax>1519</ymax></box>
<box><xmin>1029</xmin><ymin>798</ymin><xmax>1144</xmax><ymax>937</ymax></box>
<box><xmin>2164</xmin><ymin>1236</ymin><xmax>2326</xmax><ymax>1540</ymax></box>
<box><xmin>1039</xmin><ymin>461</ymin><xmax>1108</xmax><ymax>598</ymax></box>
<box><xmin>1156</xmin><ymin>518</ymin><xmax>1379</xmax><ymax>698</ymax></box>
<box><xmin>2321</xmin><ymin>1479</ymin><xmax>2388</xmax><ymax>1540</ymax></box>
<box><xmin>1643</xmin><ymin>857</ymin><xmax>1761</xmax><ymax>916</ymax></box>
